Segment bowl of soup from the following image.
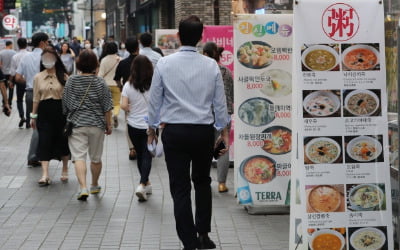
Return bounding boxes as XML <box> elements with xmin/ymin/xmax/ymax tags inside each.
<box><xmin>308</xmin><ymin>185</ymin><xmax>342</xmax><ymax>212</ymax></box>
<box><xmin>309</xmin><ymin>229</ymin><xmax>345</xmax><ymax>250</ymax></box>
<box><xmin>240</xmin><ymin>155</ymin><xmax>276</xmax><ymax>184</ymax></box>
<box><xmin>346</xmin><ymin>136</ymin><xmax>382</xmax><ymax>162</ymax></box>
<box><xmin>303</xmin><ymin>90</ymin><xmax>341</xmax><ymax>117</ymax></box>
<box><xmin>305</xmin><ymin>137</ymin><xmax>341</xmax><ymax>164</ymax></box>
<box><xmin>302</xmin><ymin>45</ymin><xmax>339</xmax><ymax>71</ymax></box>
<box><xmin>344</xmin><ymin>89</ymin><xmax>379</xmax><ymax>117</ymax></box>
<box><xmin>342</xmin><ymin>44</ymin><xmax>379</xmax><ymax>71</ymax></box>
<box><xmin>349</xmin><ymin>184</ymin><xmax>384</xmax><ymax>211</ymax></box>
<box><xmin>350</xmin><ymin>227</ymin><xmax>386</xmax><ymax>250</ymax></box>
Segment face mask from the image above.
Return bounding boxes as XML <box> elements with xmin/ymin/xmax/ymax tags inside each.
<box><xmin>42</xmin><ymin>61</ymin><xmax>55</xmax><ymax>69</ymax></box>
<box><xmin>121</xmin><ymin>44</ymin><xmax>126</xmax><ymax>49</ymax></box>
<box><xmin>85</xmin><ymin>44</ymin><xmax>91</xmax><ymax>49</ymax></box>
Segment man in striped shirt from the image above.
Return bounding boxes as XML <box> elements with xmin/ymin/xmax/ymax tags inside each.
<box><xmin>147</xmin><ymin>15</ymin><xmax>230</xmax><ymax>250</ymax></box>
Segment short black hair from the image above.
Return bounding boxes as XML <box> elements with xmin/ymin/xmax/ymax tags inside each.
<box><xmin>76</xmin><ymin>49</ymin><xmax>99</xmax><ymax>73</ymax></box>
<box><xmin>17</xmin><ymin>38</ymin><xmax>27</xmax><ymax>49</ymax></box>
<box><xmin>31</xmin><ymin>32</ymin><xmax>49</xmax><ymax>48</ymax></box>
<box><xmin>5</xmin><ymin>41</ymin><xmax>12</xmax><ymax>46</ymax></box>
<box><xmin>105</xmin><ymin>42</ymin><xmax>118</xmax><ymax>55</ymax></box>
<box><xmin>125</xmin><ymin>36</ymin><xmax>139</xmax><ymax>54</ymax></box>
<box><xmin>179</xmin><ymin>15</ymin><xmax>203</xmax><ymax>46</ymax></box>
<box><xmin>140</xmin><ymin>33</ymin><xmax>152</xmax><ymax>47</ymax></box>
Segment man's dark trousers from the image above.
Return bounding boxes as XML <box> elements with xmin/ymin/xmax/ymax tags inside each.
<box><xmin>162</xmin><ymin>124</ymin><xmax>214</xmax><ymax>249</ymax></box>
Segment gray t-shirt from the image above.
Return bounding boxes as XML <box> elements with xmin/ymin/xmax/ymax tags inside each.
<box><xmin>0</xmin><ymin>49</ymin><xmax>16</xmax><ymax>75</ymax></box>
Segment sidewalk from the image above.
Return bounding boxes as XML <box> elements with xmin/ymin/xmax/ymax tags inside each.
<box><xmin>0</xmin><ymin>110</ymin><xmax>289</xmax><ymax>250</ymax></box>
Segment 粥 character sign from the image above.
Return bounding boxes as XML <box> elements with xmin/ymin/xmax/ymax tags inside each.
<box><xmin>322</xmin><ymin>3</ymin><xmax>360</xmax><ymax>41</ymax></box>
<box><xmin>3</xmin><ymin>14</ymin><xmax>18</xmax><ymax>31</ymax></box>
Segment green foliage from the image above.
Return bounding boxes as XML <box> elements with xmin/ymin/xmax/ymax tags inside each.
<box><xmin>21</xmin><ymin>0</ymin><xmax>70</xmax><ymax>28</ymax></box>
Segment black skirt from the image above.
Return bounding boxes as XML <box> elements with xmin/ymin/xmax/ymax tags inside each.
<box><xmin>37</xmin><ymin>99</ymin><xmax>70</xmax><ymax>161</ymax></box>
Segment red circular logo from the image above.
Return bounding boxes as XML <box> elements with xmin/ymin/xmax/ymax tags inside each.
<box><xmin>322</xmin><ymin>3</ymin><xmax>360</xmax><ymax>41</ymax></box>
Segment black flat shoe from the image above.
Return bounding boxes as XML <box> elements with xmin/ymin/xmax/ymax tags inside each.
<box><xmin>18</xmin><ymin>118</ymin><xmax>26</xmax><ymax>128</ymax></box>
<box><xmin>197</xmin><ymin>235</ymin><xmax>216</xmax><ymax>249</ymax></box>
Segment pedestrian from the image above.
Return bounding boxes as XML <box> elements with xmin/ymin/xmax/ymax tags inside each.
<box><xmin>139</xmin><ymin>32</ymin><xmax>161</xmax><ymax>67</ymax></box>
<box><xmin>30</xmin><ymin>47</ymin><xmax>70</xmax><ymax>186</ymax></box>
<box><xmin>0</xmin><ymin>73</ymin><xmax>10</xmax><ymax>116</ymax></box>
<box><xmin>0</xmin><ymin>40</ymin><xmax>16</xmax><ymax>108</ymax></box>
<box><xmin>62</xmin><ymin>49</ymin><xmax>113</xmax><ymax>201</ymax></box>
<box><xmin>15</xmin><ymin>32</ymin><xmax>49</xmax><ymax>167</ymax></box>
<box><xmin>114</xmin><ymin>37</ymin><xmax>139</xmax><ymax>161</ymax></box>
<box><xmin>118</xmin><ymin>42</ymin><xmax>130</xmax><ymax>59</ymax></box>
<box><xmin>98</xmin><ymin>42</ymin><xmax>121</xmax><ymax>128</ymax></box>
<box><xmin>10</xmin><ymin>38</ymin><xmax>29</xmax><ymax>128</ymax></box>
<box><xmin>69</xmin><ymin>37</ymin><xmax>81</xmax><ymax>56</ymax></box>
<box><xmin>147</xmin><ymin>15</ymin><xmax>230</xmax><ymax>250</ymax></box>
<box><xmin>59</xmin><ymin>42</ymin><xmax>75</xmax><ymax>75</ymax></box>
<box><xmin>121</xmin><ymin>55</ymin><xmax>154</xmax><ymax>201</ymax></box>
<box><xmin>203</xmin><ymin>42</ymin><xmax>234</xmax><ymax>193</ymax></box>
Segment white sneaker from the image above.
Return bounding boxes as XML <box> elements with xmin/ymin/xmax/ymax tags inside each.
<box><xmin>135</xmin><ymin>185</ymin><xmax>148</xmax><ymax>201</ymax></box>
<box><xmin>144</xmin><ymin>184</ymin><xmax>152</xmax><ymax>194</ymax></box>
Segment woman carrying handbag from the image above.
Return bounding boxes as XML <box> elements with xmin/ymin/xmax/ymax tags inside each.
<box><xmin>62</xmin><ymin>50</ymin><xmax>113</xmax><ymax>201</ymax></box>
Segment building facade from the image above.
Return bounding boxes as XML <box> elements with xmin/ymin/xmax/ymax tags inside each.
<box><xmin>105</xmin><ymin>0</ymin><xmax>232</xmax><ymax>42</ymax></box>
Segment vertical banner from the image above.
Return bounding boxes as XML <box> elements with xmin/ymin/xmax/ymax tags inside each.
<box><xmin>233</xmin><ymin>14</ymin><xmax>293</xmax><ymax>206</ymax></box>
<box><xmin>290</xmin><ymin>0</ymin><xmax>393</xmax><ymax>249</ymax></box>
<box><xmin>202</xmin><ymin>25</ymin><xmax>234</xmax><ymax>73</ymax></box>
<box><xmin>155</xmin><ymin>29</ymin><xmax>180</xmax><ymax>56</ymax></box>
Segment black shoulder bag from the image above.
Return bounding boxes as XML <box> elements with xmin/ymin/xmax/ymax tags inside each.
<box><xmin>63</xmin><ymin>78</ymin><xmax>94</xmax><ymax>137</ymax></box>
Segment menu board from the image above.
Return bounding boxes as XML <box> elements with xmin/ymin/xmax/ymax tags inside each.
<box><xmin>289</xmin><ymin>0</ymin><xmax>394</xmax><ymax>249</ymax></box>
<box><xmin>155</xmin><ymin>29</ymin><xmax>180</xmax><ymax>56</ymax></box>
<box><xmin>233</xmin><ymin>14</ymin><xmax>293</xmax><ymax>206</ymax></box>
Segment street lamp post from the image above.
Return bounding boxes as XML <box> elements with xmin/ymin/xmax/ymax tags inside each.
<box><xmin>90</xmin><ymin>0</ymin><xmax>94</xmax><ymax>41</ymax></box>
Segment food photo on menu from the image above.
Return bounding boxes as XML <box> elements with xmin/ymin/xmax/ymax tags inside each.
<box><xmin>307</xmin><ymin>227</ymin><xmax>347</xmax><ymax>250</ymax></box>
<box><xmin>346</xmin><ymin>183</ymin><xmax>386</xmax><ymax>212</ymax></box>
<box><xmin>301</xmin><ymin>43</ymin><xmax>340</xmax><ymax>71</ymax></box>
<box><xmin>261</xmin><ymin>126</ymin><xmax>291</xmax><ymax>155</ymax></box>
<box><xmin>259</xmin><ymin>69</ymin><xmax>292</xmax><ymax>97</ymax></box>
<box><xmin>238</xmin><ymin>97</ymin><xmax>275</xmax><ymax>127</ymax></box>
<box><xmin>343</xmin><ymin>89</ymin><xmax>381</xmax><ymax>117</ymax></box>
<box><xmin>303</xmin><ymin>90</ymin><xmax>341</xmax><ymax>118</ymax></box>
<box><xmin>239</xmin><ymin>155</ymin><xmax>276</xmax><ymax>185</ymax></box>
<box><xmin>341</xmin><ymin>43</ymin><xmax>380</xmax><ymax>71</ymax></box>
<box><xmin>348</xmin><ymin>226</ymin><xmax>388</xmax><ymax>250</ymax></box>
<box><xmin>306</xmin><ymin>184</ymin><xmax>346</xmax><ymax>213</ymax></box>
<box><xmin>237</xmin><ymin>40</ymin><xmax>273</xmax><ymax>69</ymax></box>
<box><xmin>304</xmin><ymin>136</ymin><xmax>343</xmax><ymax>165</ymax></box>
<box><xmin>344</xmin><ymin>135</ymin><xmax>384</xmax><ymax>163</ymax></box>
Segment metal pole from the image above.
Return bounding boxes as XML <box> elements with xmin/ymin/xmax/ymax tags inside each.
<box><xmin>90</xmin><ymin>0</ymin><xmax>94</xmax><ymax>40</ymax></box>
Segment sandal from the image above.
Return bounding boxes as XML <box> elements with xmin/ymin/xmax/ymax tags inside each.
<box><xmin>38</xmin><ymin>176</ymin><xmax>51</xmax><ymax>186</ymax></box>
<box><xmin>60</xmin><ymin>172</ymin><xmax>68</xmax><ymax>182</ymax></box>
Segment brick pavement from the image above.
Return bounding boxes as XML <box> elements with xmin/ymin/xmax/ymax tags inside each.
<box><xmin>0</xmin><ymin>110</ymin><xmax>289</xmax><ymax>250</ymax></box>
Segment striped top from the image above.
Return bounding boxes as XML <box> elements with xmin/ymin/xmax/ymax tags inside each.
<box><xmin>62</xmin><ymin>75</ymin><xmax>113</xmax><ymax>130</ymax></box>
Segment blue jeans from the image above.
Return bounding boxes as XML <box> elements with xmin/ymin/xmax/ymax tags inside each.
<box><xmin>127</xmin><ymin>125</ymin><xmax>152</xmax><ymax>184</ymax></box>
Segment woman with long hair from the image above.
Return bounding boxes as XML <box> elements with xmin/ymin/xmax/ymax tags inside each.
<box><xmin>98</xmin><ymin>42</ymin><xmax>121</xmax><ymax>128</ymax></box>
<box><xmin>63</xmin><ymin>50</ymin><xmax>113</xmax><ymax>201</ymax></box>
<box><xmin>203</xmin><ymin>42</ymin><xmax>234</xmax><ymax>193</ymax></box>
<box><xmin>59</xmin><ymin>42</ymin><xmax>75</xmax><ymax>75</ymax></box>
<box><xmin>121</xmin><ymin>55</ymin><xmax>154</xmax><ymax>201</ymax></box>
<box><xmin>31</xmin><ymin>46</ymin><xmax>70</xmax><ymax>186</ymax></box>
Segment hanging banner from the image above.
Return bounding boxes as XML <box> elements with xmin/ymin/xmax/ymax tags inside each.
<box><xmin>155</xmin><ymin>29</ymin><xmax>180</xmax><ymax>56</ymax></box>
<box><xmin>233</xmin><ymin>14</ymin><xmax>293</xmax><ymax>206</ymax></box>
<box><xmin>202</xmin><ymin>25</ymin><xmax>234</xmax><ymax>73</ymax></box>
<box><xmin>289</xmin><ymin>0</ymin><xmax>393</xmax><ymax>249</ymax></box>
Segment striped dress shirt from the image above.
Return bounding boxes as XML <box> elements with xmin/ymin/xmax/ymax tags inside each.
<box><xmin>148</xmin><ymin>46</ymin><xmax>230</xmax><ymax>130</ymax></box>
